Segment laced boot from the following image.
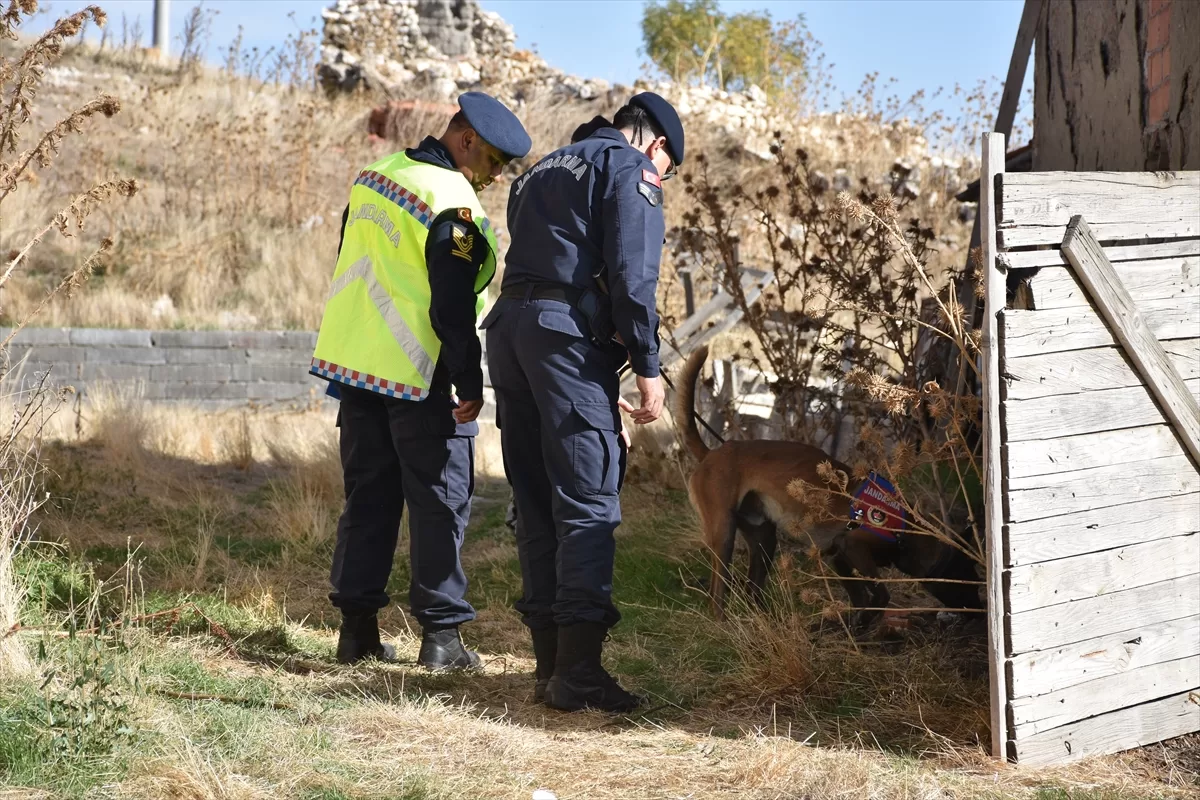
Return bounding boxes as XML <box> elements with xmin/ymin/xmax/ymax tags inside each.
<box><xmin>417</xmin><ymin>627</ymin><xmax>483</xmax><ymax>671</ymax></box>
<box><xmin>530</xmin><ymin>627</ymin><xmax>558</xmax><ymax>703</ymax></box>
<box><xmin>335</xmin><ymin>613</ymin><xmax>396</xmax><ymax>665</ymax></box>
<box><xmin>544</xmin><ymin>622</ymin><xmax>643</xmax><ymax>713</ymax></box>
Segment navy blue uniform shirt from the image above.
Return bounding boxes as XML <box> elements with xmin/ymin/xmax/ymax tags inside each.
<box><xmin>331</xmin><ymin>136</ymin><xmax>491</xmax><ymax>402</ymax></box>
<box><xmin>503</xmin><ymin>128</ymin><xmax>666</xmax><ymax>377</ymax></box>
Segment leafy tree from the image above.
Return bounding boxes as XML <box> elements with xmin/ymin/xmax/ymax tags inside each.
<box><xmin>641</xmin><ymin>0</ymin><xmax>806</xmax><ymax>95</ymax></box>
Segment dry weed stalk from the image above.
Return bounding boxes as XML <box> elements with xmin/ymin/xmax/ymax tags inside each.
<box><xmin>0</xmin><ymin>2</ymin><xmax>137</xmax><ymax>346</ymax></box>
<box><xmin>0</xmin><ymin>2</ymin><xmax>136</xmax><ymax>673</ymax></box>
<box><xmin>0</xmin><ymin>374</ymin><xmax>67</xmax><ymax>674</ymax></box>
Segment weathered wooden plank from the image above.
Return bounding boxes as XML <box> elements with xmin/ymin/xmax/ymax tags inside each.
<box><xmin>1000</xmin><ymin>171</ymin><xmax>1200</xmax><ymax>225</ymax></box>
<box><xmin>995</xmin><ymin>0</ymin><xmax>1042</xmax><ymax>138</ymax></box>
<box><xmin>1004</xmin><ymin>340</ymin><xmax>1200</xmax><ymax>400</ymax></box>
<box><xmin>1005</xmin><ymin>380</ymin><xmax>1200</xmax><ymax>441</ymax></box>
<box><xmin>1002</xmin><ymin>221</ymin><xmax>1200</xmax><ymax>249</ymax></box>
<box><xmin>1006</xmin><ymin>455</ymin><xmax>1196</xmax><ymax>522</ymax></box>
<box><xmin>999</xmin><ymin>239</ymin><xmax>1200</xmax><ymax>271</ymax></box>
<box><xmin>1011</xmin><ymin>656</ymin><xmax>1199</xmax><ymax>738</ymax></box>
<box><xmin>1009</xmin><ymin>615</ymin><xmax>1200</xmax><ymax>699</ymax></box>
<box><xmin>1008</xmin><ymin>575</ymin><xmax>1200</xmax><ymax>654</ymax></box>
<box><xmin>1006</xmin><ymin>534</ymin><xmax>1198</xmax><ymax>614</ymax></box>
<box><xmin>1005</xmin><ymin>493</ymin><xmax>1200</xmax><ymax>567</ymax></box>
<box><xmin>1062</xmin><ymin>216</ymin><xmax>1200</xmax><ymax>467</ymax></box>
<box><xmin>1011</xmin><ymin>691</ymin><xmax>1200</xmax><ymax>766</ymax></box>
<box><xmin>1029</xmin><ymin>257</ymin><xmax>1198</xmax><ymax>310</ymax></box>
<box><xmin>1003</xmin><ymin>298</ymin><xmax>1198</xmax><ymax>359</ymax></box>
<box><xmin>981</xmin><ymin>132</ymin><xmax>1010</xmax><ymax>760</ymax></box>
<box><xmin>1006</xmin><ymin>426</ymin><xmax>1188</xmax><ymax>478</ymax></box>
<box><xmin>997</xmin><ymin>171</ymin><xmax>1200</xmax><ymax>249</ymax></box>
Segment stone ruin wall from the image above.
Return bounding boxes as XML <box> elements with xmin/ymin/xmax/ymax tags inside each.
<box><xmin>319</xmin><ymin>0</ymin><xmax>973</xmax><ymax>210</ymax></box>
<box><xmin>326</xmin><ymin>3</ymin><xmax>946</xmax><ymax>155</ymax></box>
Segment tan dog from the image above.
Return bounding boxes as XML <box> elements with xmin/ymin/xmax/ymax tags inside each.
<box><xmin>675</xmin><ymin>345</ymin><xmax>984</xmax><ymax>627</ymax></box>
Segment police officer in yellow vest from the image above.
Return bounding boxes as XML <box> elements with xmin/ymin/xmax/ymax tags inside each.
<box><xmin>312</xmin><ymin>92</ymin><xmax>531</xmax><ymax>669</ymax></box>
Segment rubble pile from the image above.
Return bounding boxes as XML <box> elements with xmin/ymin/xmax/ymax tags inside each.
<box><xmin>318</xmin><ymin>0</ymin><xmax>976</xmax><ymax>193</ymax></box>
<box><xmin>317</xmin><ymin>0</ymin><xmax>785</xmax><ymax>151</ymax></box>
<box><xmin>318</xmin><ymin>0</ymin><xmax>613</xmax><ymax>104</ymax></box>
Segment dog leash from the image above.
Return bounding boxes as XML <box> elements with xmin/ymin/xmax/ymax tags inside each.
<box><xmin>618</xmin><ymin>361</ymin><xmax>727</xmax><ymax>445</ymax></box>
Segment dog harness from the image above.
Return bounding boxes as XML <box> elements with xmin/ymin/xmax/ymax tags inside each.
<box><xmin>848</xmin><ymin>471</ymin><xmax>909</xmax><ymax>543</ymax></box>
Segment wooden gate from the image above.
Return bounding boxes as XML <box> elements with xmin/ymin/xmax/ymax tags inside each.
<box><xmin>979</xmin><ymin>132</ymin><xmax>1200</xmax><ymax>764</ymax></box>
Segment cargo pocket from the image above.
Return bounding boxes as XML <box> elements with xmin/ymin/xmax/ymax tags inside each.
<box><xmin>439</xmin><ymin>436</ymin><xmax>476</xmax><ymax>507</ymax></box>
<box><xmin>536</xmin><ymin>309</ymin><xmax>587</xmax><ymax>339</ymax></box>
<box><xmin>567</xmin><ymin>400</ymin><xmax>621</xmax><ymax>496</ymax></box>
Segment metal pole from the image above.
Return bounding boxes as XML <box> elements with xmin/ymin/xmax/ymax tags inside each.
<box><xmin>680</xmin><ymin>269</ymin><xmax>695</xmax><ymax>318</ymax></box>
<box><xmin>153</xmin><ymin>0</ymin><xmax>170</xmax><ymax>62</ymax></box>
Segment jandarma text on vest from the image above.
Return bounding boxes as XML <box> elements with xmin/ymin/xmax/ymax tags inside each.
<box><xmin>347</xmin><ymin>202</ymin><xmax>402</xmax><ymax>247</ymax></box>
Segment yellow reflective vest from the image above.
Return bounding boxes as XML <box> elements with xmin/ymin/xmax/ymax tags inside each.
<box><xmin>310</xmin><ymin>151</ymin><xmax>498</xmax><ymax>401</ymax></box>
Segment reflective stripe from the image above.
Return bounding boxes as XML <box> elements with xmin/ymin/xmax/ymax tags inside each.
<box><xmin>310</xmin><ymin>358</ymin><xmax>425</xmax><ymax>401</ymax></box>
<box><xmin>327</xmin><ymin>255</ymin><xmax>436</xmax><ymax>382</ymax></box>
<box><xmin>355</xmin><ymin>170</ymin><xmax>434</xmax><ymax>229</ymax></box>
<box><xmin>356</xmin><ymin>168</ymin><xmax>493</xmax><ymax>237</ymax></box>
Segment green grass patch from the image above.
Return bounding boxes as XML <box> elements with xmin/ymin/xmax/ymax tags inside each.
<box><xmin>218</xmin><ymin>533</ymin><xmax>284</xmax><ymax>565</ymax></box>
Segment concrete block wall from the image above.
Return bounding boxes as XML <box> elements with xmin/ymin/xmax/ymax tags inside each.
<box><xmin>1</xmin><ymin>327</ymin><xmax>497</xmax><ymax>417</ymax></box>
<box><xmin>1</xmin><ymin>327</ymin><xmax>331</xmax><ymax>407</ymax></box>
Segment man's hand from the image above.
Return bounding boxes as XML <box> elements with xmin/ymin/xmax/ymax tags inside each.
<box><xmin>452</xmin><ymin>396</ymin><xmax>484</xmax><ymax>424</ymax></box>
<box><xmin>632</xmin><ymin>374</ymin><xmax>664</xmax><ymax>424</ymax></box>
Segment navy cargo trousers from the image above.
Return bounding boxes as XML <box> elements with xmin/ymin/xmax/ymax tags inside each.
<box><xmin>328</xmin><ymin>384</ymin><xmax>476</xmax><ymax>630</ymax></box>
<box><xmin>482</xmin><ymin>293</ymin><xmax>627</xmax><ymax>632</ymax></box>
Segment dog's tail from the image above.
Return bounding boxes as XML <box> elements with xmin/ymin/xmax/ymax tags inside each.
<box><xmin>675</xmin><ymin>344</ymin><xmax>711</xmax><ymax>462</ymax></box>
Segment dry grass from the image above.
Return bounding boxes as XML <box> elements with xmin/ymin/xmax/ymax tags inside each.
<box><xmin>0</xmin><ymin>38</ymin><xmax>633</xmax><ymax>331</ymax></box>
<box><xmin>1</xmin><ymin>401</ymin><xmax>1191</xmax><ymax>799</ymax></box>
<box><xmin>0</xmin><ymin>8</ymin><xmax>1184</xmax><ymax>799</ymax></box>
<box><xmin>0</xmin><ymin>28</ymin><xmax>986</xmax><ymax>336</ymax></box>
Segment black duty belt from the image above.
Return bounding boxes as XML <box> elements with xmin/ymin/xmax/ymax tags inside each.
<box><xmin>499</xmin><ymin>283</ymin><xmax>584</xmax><ymax>305</ymax></box>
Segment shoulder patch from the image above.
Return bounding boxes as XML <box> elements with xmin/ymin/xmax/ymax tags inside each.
<box><xmin>636</xmin><ymin>181</ymin><xmax>662</xmax><ymax>207</ymax></box>
<box><xmin>641</xmin><ymin>168</ymin><xmax>661</xmax><ymax>188</ymax></box>
<box><xmin>450</xmin><ymin>224</ymin><xmax>474</xmax><ymax>262</ymax></box>
<box><xmin>457</xmin><ymin>207</ymin><xmax>473</xmax><ymax>223</ymax></box>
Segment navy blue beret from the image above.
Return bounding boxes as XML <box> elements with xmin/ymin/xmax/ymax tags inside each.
<box><xmin>458</xmin><ymin>92</ymin><xmax>531</xmax><ymax>160</ymax></box>
<box><xmin>630</xmin><ymin>91</ymin><xmax>685</xmax><ymax>166</ymax></box>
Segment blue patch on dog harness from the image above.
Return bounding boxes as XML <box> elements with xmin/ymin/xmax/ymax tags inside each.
<box><xmin>849</xmin><ymin>471</ymin><xmax>909</xmax><ymax>543</ymax></box>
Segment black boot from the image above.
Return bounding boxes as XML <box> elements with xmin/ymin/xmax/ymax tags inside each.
<box><xmin>530</xmin><ymin>627</ymin><xmax>557</xmax><ymax>703</ymax></box>
<box><xmin>544</xmin><ymin>622</ymin><xmax>643</xmax><ymax>713</ymax></box>
<box><xmin>335</xmin><ymin>613</ymin><xmax>397</xmax><ymax>665</ymax></box>
<box><xmin>417</xmin><ymin>627</ymin><xmax>483</xmax><ymax>671</ymax></box>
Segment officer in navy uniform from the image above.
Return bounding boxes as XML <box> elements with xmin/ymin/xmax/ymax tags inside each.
<box><xmin>501</xmin><ymin>112</ymin><xmax>618</xmax><ymax>535</ymax></box>
<box><xmin>321</xmin><ymin>93</ymin><xmax>531</xmax><ymax>670</ymax></box>
<box><xmin>481</xmin><ymin>93</ymin><xmax>684</xmax><ymax>712</ymax></box>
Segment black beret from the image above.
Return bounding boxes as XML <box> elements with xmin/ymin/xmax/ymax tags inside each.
<box><xmin>570</xmin><ymin>114</ymin><xmax>611</xmax><ymax>144</ymax></box>
<box><xmin>458</xmin><ymin>91</ymin><xmax>532</xmax><ymax>160</ymax></box>
<box><xmin>630</xmin><ymin>91</ymin><xmax>685</xmax><ymax>166</ymax></box>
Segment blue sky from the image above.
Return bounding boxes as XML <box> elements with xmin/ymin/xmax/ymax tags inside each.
<box><xmin>34</xmin><ymin>0</ymin><xmax>1031</xmax><ymax>120</ymax></box>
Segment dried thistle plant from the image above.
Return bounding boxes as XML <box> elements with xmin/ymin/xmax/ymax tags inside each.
<box><xmin>0</xmin><ymin>3</ymin><xmax>136</xmax><ymax>344</ymax></box>
<box><xmin>670</xmin><ymin>130</ymin><xmax>964</xmax><ymax>452</ymax></box>
<box><xmin>670</xmin><ymin>121</ymin><xmax>988</xmax><ymax>584</ymax></box>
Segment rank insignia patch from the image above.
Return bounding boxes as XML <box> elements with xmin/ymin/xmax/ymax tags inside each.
<box><xmin>637</xmin><ymin>181</ymin><xmax>662</xmax><ymax>207</ymax></box>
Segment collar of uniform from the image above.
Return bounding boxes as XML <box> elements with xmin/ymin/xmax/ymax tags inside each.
<box><xmin>405</xmin><ymin>136</ymin><xmax>458</xmax><ymax>170</ymax></box>
<box><xmin>589</xmin><ymin>128</ymin><xmax>625</xmax><ymax>144</ymax></box>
